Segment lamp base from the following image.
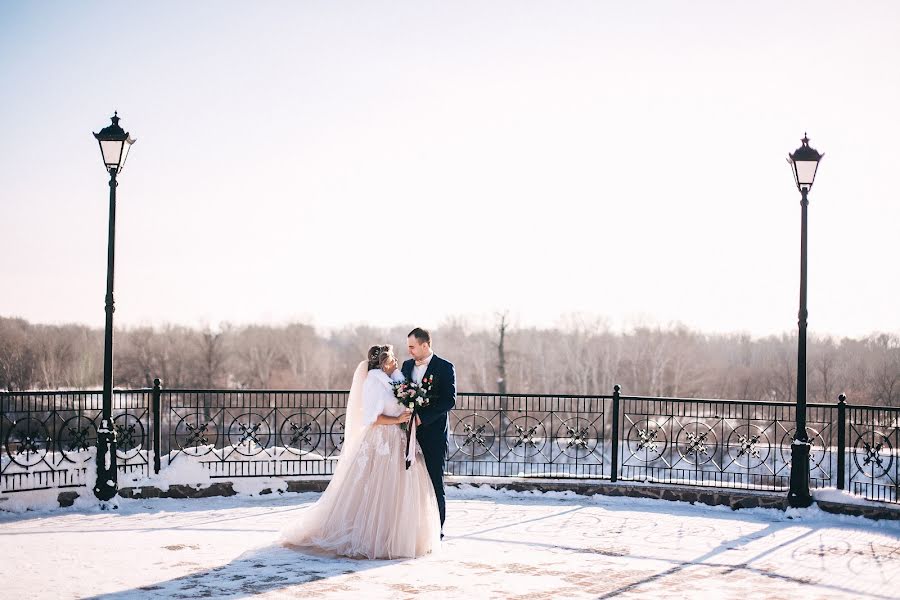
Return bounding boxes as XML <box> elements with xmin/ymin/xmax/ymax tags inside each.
<box><xmin>94</xmin><ymin>422</ymin><xmax>119</xmax><ymax>502</ymax></box>
<box><xmin>787</xmin><ymin>439</ymin><xmax>813</xmax><ymax>508</ymax></box>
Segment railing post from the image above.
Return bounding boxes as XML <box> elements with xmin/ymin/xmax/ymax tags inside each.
<box><xmin>152</xmin><ymin>378</ymin><xmax>162</xmax><ymax>475</ymax></box>
<box><xmin>611</xmin><ymin>384</ymin><xmax>621</xmax><ymax>483</ymax></box>
<box><xmin>837</xmin><ymin>393</ymin><xmax>846</xmax><ymax>490</ymax></box>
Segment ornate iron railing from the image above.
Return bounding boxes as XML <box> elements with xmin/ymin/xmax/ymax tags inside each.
<box><xmin>158</xmin><ymin>388</ymin><xmax>611</xmax><ymax>480</ymax></box>
<box><xmin>615</xmin><ymin>395</ymin><xmax>837</xmax><ymax>491</ymax></box>
<box><xmin>0</xmin><ymin>390</ymin><xmax>150</xmax><ymax>493</ymax></box>
<box><xmin>447</xmin><ymin>392</ymin><xmax>608</xmax><ymax>479</ymax></box>
<box><xmin>847</xmin><ymin>403</ymin><xmax>900</xmax><ymax>503</ymax></box>
<box><xmin>2</xmin><ymin>383</ymin><xmax>897</xmax><ymax>505</ymax></box>
<box><xmin>161</xmin><ymin>388</ymin><xmax>347</xmax><ymax>478</ymax></box>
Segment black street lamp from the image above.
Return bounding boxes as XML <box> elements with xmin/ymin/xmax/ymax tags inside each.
<box><xmin>786</xmin><ymin>133</ymin><xmax>823</xmax><ymax>508</ymax></box>
<box><xmin>92</xmin><ymin>112</ymin><xmax>135</xmax><ymax>502</ymax></box>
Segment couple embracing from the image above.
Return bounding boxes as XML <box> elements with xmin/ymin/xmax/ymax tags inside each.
<box><xmin>281</xmin><ymin>328</ymin><xmax>456</xmax><ymax>559</ymax></box>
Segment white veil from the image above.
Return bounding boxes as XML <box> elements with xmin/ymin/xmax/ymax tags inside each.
<box><xmin>341</xmin><ymin>360</ymin><xmax>369</xmax><ymax>456</ymax></box>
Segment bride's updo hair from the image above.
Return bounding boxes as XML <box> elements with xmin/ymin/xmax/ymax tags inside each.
<box><xmin>366</xmin><ymin>344</ymin><xmax>394</xmax><ymax>371</ymax></box>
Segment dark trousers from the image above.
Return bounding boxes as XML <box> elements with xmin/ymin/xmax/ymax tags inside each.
<box><xmin>418</xmin><ymin>429</ymin><xmax>447</xmax><ymax>529</ymax></box>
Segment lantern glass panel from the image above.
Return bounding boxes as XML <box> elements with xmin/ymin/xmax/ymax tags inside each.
<box><xmin>100</xmin><ymin>139</ymin><xmax>124</xmax><ymax>168</ymax></box>
<box><xmin>795</xmin><ymin>160</ymin><xmax>818</xmax><ymax>188</ymax></box>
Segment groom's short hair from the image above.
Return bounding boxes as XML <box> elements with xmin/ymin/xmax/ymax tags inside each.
<box><xmin>408</xmin><ymin>327</ymin><xmax>431</xmax><ymax>345</ymax></box>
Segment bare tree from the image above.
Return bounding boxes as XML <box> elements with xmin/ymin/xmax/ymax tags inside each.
<box><xmin>33</xmin><ymin>326</ymin><xmax>74</xmax><ymax>389</ymax></box>
<box><xmin>277</xmin><ymin>322</ymin><xmax>316</xmax><ymax>387</ymax></box>
<box><xmin>2</xmin><ymin>314</ymin><xmax>899</xmax><ymax>407</ymax></box>
<box><xmin>0</xmin><ymin>318</ymin><xmax>35</xmax><ymax>391</ymax></box>
<box><xmin>234</xmin><ymin>326</ymin><xmax>281</xmax><ymax>388</ymax></box>
<box><xmin>196</xmin><ymin>325</ymin><xmax>228</xmax><ymax>388</ymax></box>
<box><xmin>869</xmin><ymin>334</ymin><xmax>900</xmax><ymax>405</ymax></box>
<box><xmin>812</xmin><ymin>336</ymin><xmax>838</xmax><ymax>403</ymax></box>
<box><xmin>496</xmin><ymin>311</ymin><xmax>509</xmax><ymax>395</ymax></box>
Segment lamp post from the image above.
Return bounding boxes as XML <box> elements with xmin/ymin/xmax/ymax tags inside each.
<box><xmin>786</xmin><ymin>133</ymin><xmax>823</xmax><ymax>508</ymax></box>
<box><xmin>92</xmin><ymin>112</ymin><xmax>135</xmax><ymax>502</ymax></box>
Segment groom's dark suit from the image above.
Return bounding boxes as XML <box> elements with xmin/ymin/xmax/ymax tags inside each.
<box><xmin>402</xmin><ymin>354</ymin><xmax>456</xmax><ymax>531</ymax></box>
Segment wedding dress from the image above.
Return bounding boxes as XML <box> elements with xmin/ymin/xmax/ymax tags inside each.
<box><xmin>281</xmin><ymin>362</ymin><xmax>441</xmax><ymax>559</ymax></box>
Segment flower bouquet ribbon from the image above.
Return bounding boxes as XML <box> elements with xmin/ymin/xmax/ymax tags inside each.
<box><xmin>405</xmin><ymin>411</ymin><xmax>418</xmax><ymax>470</ymax></box>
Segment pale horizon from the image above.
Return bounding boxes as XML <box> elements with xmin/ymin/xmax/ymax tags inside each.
<box><xmin>2</xmin><ymin>1</ymin><xmax>899</xmax><ymax>340</ymax></box>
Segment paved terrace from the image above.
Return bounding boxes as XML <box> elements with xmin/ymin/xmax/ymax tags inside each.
<box><xmin>2</xmin><ymin>485</ymin><xmax>900</xmax><ymax>599</ymax></box>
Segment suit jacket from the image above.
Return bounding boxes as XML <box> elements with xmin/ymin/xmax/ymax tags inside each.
<box><xmin>401</xmin><ymin>354</ymin><xmax>456</xmax><ymax>436</ymax></box>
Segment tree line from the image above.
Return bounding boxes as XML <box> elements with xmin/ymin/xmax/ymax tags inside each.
<box><xmin>1</xmin><ymin>315</ymin><xmax>898</xmax><ymax>406</ymax></box>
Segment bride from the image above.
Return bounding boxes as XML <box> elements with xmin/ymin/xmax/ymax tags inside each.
<box><xmin>281</xmin><ymin>344</ymin><xmax>441</xmax><ymax>559</ymax></box>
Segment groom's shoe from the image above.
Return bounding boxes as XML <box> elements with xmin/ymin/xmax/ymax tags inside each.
<box><xmin>440</xmin><ymin>532</ymin><xmax>444</xmax><ymax>540</ymax></box>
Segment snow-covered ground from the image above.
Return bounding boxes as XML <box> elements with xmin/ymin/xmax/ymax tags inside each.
<box><xmin>1</xmin><ymin>485</ymin><xmax>899</xmax><ymax>600</ymax></box>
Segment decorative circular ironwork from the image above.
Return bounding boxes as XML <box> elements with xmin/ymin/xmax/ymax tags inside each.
<box><xmin>4</xmin><ymin>417</ymin><xmax>50</xmax><ymax>467</ymax></box>
<box><xmin>555</xmin><ymin>417</ymin><xmax>599</xmax><ymax>459</ymax></box>
<box><xmin>329</xmin><ymin>414</ymin><xmax>346</xmax><ymax>453</ymax></box>
<box><xmin>114</xmin><ymin>413</ymin><xmax>145</xmax><ymax>459</ymax></box>
<box><xmin>173</xmin><ymin>414</ymin><xmax>219</xmax><ymax>456</ymax></box>
<box><xmin>675</xmin><ymin>422</ymin><xmax>718</xmax><ymax>466</ymax></box>
<box><xmin>625</xmin><ymin>418</ymin><xmax>668</xmax><ymax>462</ymax></box>
<box><xmin>453</xmin><ymin>414</ymin><xmax>495</xmax><ymax>458</ymax></box>
<box><xmin>852</xmin><ymin>430</ymin><xmax>893</xmax><ymax>479</ymax></box>
<box><xmin>504</xmin><ymin>416</ymin><xmax>547</xmax><ymax>458</ymax></box>
<box><xmin>779</xmin><ymin>426</ymin><xmax>826</xmax><ymax>471</ymax></box>
<box><xmin>226</xmin><ymin>413</ymin><xmax>271</xmax><ymax>456</ymax></box>
<box><xmin>726</xmin><ymin>424</ymin><xmax>770</xmax><ymax>469</ymax></box>
<box><xmin>280</xmin><ymin>412</ymin><xmax>322</xmax><ymax>456</ymax></box>
<box><xmin>57</xmin><ymin>415</ymin><xmax>97</xmax><ymax>462</ymax></box>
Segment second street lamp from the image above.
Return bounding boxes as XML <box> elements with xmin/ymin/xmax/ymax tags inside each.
<box><xmin>786</xmin><ymin>133</ymin><xmax>823</xmax><ymax>509</ymax></box>
<box><xmin>92</xmin><ymin>112</ymin><xmax>135</xmax><ymax>502</ymax></box>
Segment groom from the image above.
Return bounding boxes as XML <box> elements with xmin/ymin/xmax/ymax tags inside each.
<box><xmin>402</xmin><ymin>327</ymin><xmax>456</xmax><ymax>538</ymax></box>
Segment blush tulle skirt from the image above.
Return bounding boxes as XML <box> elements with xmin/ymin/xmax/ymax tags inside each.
<box><xmin>280</xmin><ymin>423</ymin><xmax>440</xmax><ymax>559</ymax></box>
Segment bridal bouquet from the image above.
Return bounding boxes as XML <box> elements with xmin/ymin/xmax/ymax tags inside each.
<box><xmin>392</xmin><ymin>375</ymin><xmax>435</xmax><ymax>470</ymax></box>
<box><xmin>392</xmin><ymin>375</ymin><xmax>434</xmax><ymax>430</ymax></box>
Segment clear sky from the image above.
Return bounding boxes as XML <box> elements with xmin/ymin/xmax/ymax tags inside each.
<box><xmin>1</xmin><ymin>1</ymin><xmax>898</xmax><ymax>338</ymax></box>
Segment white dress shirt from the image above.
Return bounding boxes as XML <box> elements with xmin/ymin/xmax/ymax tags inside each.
<box><xmin>412</xmin><ymin>352</ymin><xmax>434</xmax><ymax>384</ymax></box>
